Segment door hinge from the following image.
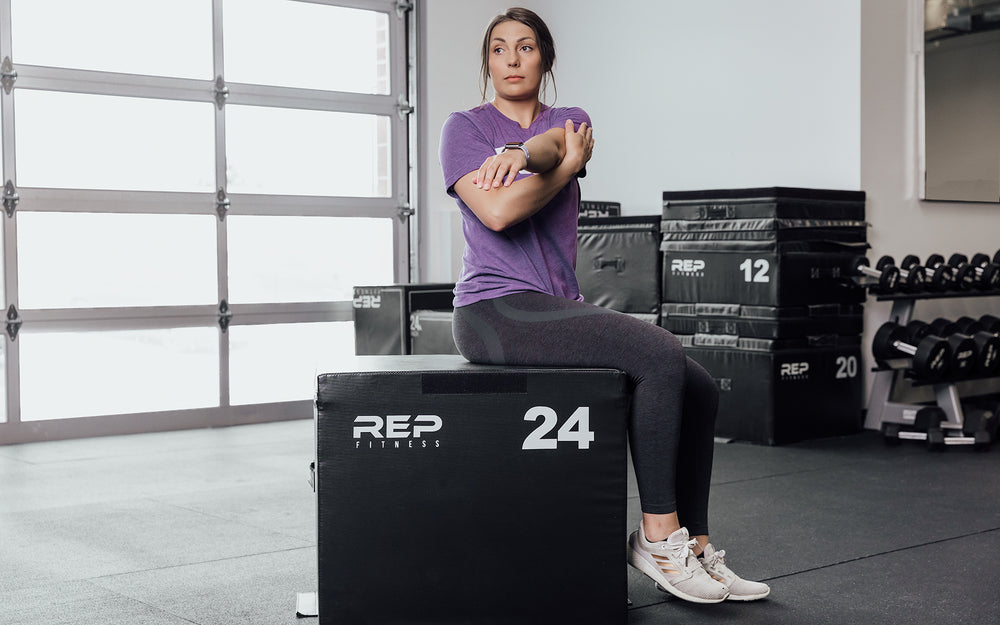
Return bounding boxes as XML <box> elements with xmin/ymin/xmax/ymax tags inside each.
<box><xmin>397</xmin><ymin>203</ymin><xmax>414</xmax><ymax>222</ymax></box>
<box><xmin>396</xmin><ymin>0</ymin><xmax>413</xmax><ymax>18</ymax></box>
<box><xmin>215</xmin><ymin>187</ymin><xmax>230</xmax><ymax>221</ymax></box>
<box><xmin>396</xmin><ymin>94</ymin><xmax>414</xmax><ymax>120</ymax></box>
<box><xmin>5</xmin><ymin>304</ymin><xmax>22</xmax><ymax>341</ymax></box>
<box><xmin>214</xmin><ymin>75</ymin><xmax>229</xmax><ymax>110</ymax></box>
<box><xmin>1</xmin><ymin>57</ymin><xmax>16</xmax><ymax>94</ymax></box>
<box><xmin>217</xmin><ymin>299</ymin><xmax>233</xmax><ymax>333</ymax></box>
<box><xmin>3</xmin><ymin>181</ymin><xmax>19</xmax><ymax>217</ymax></box>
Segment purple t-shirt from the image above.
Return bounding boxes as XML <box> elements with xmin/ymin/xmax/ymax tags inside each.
<box><xmin>440</xmin><ymin>103</ymin><xmax>591</xmax><ymax>307</ymax></box>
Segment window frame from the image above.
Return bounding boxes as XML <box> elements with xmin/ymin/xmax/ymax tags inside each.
<box><xmin>0</xmin><ymin>0</ymin><xmax>416</xmax><ymax>442</ymax></box>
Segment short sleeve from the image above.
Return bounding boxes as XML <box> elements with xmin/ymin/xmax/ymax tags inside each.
<box><xmin>546</xmin><ymin>106</ymin><xmax>591</xmax><ymax>132</ymax></box>
<box><xmin>440</xmin><ymin>112</ymin><xmax>495</xmax><ymax>197</ymax></box>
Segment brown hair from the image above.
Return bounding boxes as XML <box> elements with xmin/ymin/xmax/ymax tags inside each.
<box><xmin>479</xmin><ymin>7</ymin><xmax>557</xmax><ymax>103</ymax></box>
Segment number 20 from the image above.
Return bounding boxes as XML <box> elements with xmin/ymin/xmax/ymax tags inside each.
<box><xmin>522</xmin><ymin>406</ymin><xmax>595</xmax><ymax>450</ymax></box>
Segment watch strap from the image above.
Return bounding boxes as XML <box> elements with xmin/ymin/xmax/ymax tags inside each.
<box><xmin>502</xmin><ymin>142</ymin><xmax>530</xmax><ymax>163</ymax></box>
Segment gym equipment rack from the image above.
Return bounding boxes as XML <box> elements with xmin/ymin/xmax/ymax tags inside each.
<box><xmin>864</xmin><ymin>290</ymin><xmax>1000</xmax><ymax>449</ymax></box>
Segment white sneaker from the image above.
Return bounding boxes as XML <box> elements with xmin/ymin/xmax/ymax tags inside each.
<box><xmin>627</xmin><ymin>522</ymin><xmax>729</xmax><ymax>603</ymax></box>
<box><xmin>700</xmin><ymin>542</ymin><xmax>770</xmax><ymax>601</ymax></box>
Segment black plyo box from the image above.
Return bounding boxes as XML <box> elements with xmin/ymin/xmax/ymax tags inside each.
<box><xmin>662</xmin><ymin>187</ymin><xmax>866</xmax><ymax>221</ymax></box>
<box><xmin>579</xmin><ymin>200</ymin><xmax>621</xmax><ymax>218</ymax></box>
<box><xmin>660</xmin><ymin>303</ymin><xmax>864</xmax><ymax>339</ymax></box>
<box><xmin>353</xmin><ymin>283</ymin><xmax>454</xmax><ymax>355</ymax></box>
<box><xmin>679</xmin><ymin>338</ymin><xmax>864</xmax><ymax>445</ymax></box>
<box><xmin>577</xmin><ymin>216</ymin><xmax>661</xmax><ymax>315</ymax></box>
<box><xmin>661</xmin><ymin>248</ymin><xmax>866</xmax><ymax>306</ymax></box>
<box><xmin>315</xmin><ymin>355</ymin><xmax>629</xmax><ymax>625</ymax></box>
<box><xmin>658</xmin><ymin>217</ymin><xmax>868</xmax><ymax>244</ymax></box>
<box><xmin>409</xmin><ymin>309</ymin><xmax>460</xmax><ymax>355</ymax></box>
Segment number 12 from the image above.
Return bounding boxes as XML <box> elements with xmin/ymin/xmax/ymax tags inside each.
<box><xmin>740</xmin><ymin>258</ymin><xmax>770</xmax><ymax>283</ymax></box>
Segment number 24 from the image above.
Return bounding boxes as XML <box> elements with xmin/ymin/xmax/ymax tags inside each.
<box><xmin>522</xmin><ymin>406</ymin><xmax>595</xmax><ymax>450</ymax></box>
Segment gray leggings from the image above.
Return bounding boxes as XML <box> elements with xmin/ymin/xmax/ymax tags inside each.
<box><xmin>452</xmin><ymin>291</ymin><xmax>717</xmax><ymax>535</ymax></box>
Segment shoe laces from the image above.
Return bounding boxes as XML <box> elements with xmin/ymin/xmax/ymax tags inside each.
<box><xmin>703</xmin><ymin>547</ymin><xmax>727</xmax><ymax>569</ymax></box>
<box><xmin>657</xmin><ymin>536</ymin><xmax>700</xmax><ymax>561</ymax></box>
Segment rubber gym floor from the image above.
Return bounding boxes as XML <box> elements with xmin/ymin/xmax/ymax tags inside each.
<box><xmin>1</xmin><ymin>419</ymin><xmax>998</xmax><ymax>625</ymax></box>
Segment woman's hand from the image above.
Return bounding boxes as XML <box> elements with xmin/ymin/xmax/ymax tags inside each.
<box><xmin>473</xmin><ymin>148</ymin><xmax>528</xmax><ymax>191</ymax></box>
<box><xmin>470</xmin><ymin>119</ymin><xmax>592</xmax><ymax>191</ymax></box>
<box><xmin>562</xmin><ymin>119</ymin><xmax>594</xmax><ymax>173</ymax></box>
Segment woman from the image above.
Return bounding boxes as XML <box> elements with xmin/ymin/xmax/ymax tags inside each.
<box><xmin>439</xmin><ymin>7</ymin><xmax>769</xmax><ymax>604</ymax></box>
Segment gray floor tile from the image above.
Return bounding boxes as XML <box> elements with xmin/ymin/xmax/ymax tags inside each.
<box><xmin>2</xmin><ymin>429</ymin><xmax>314</xmax><ymax>514</ymax></box>
<box><xmin>150</xmin><ymin>480</ymin><xmax>317</xmax><ymax>543</ymax></box>
<box><xmin>0</xmin><ymin>499</ymin><xmax>310</xmax><ymax>593</ymax></box>
<box><xmin>0</xmin><ymin>420</ymin><xmax>312</xmax><ymax>465</ymax></box>
<box><xmin>628</xmin><ymin>529</ymin><xmax>1000</xmax><ymax>625</ymax></box>
<box><xmin>91</xmin><ymin>548</ymin><xmax>317</xmax><ymax>625</ymax></box>
<box><xmin>0</xmin><ymin>580</ymin><xmax>194</xmax><ymax>625</ymax></box>
<box><xmin>705</xmin><ymin>450</ymin><xmax>1000</xmax><ymax>581</ymax></box>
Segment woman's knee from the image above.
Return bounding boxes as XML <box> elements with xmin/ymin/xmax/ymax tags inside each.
<box><xmin>685</xmin><ymin>357</ymin><xmax>720</xmax><ymax>405</ymax></box>
<box><xmin>637</xmin><ymin>326</ymin><xmax>686</xmax><ymax>367</ymax></box>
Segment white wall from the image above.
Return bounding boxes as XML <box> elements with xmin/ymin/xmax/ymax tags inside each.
<box><xmin>417</xmin><ymin>0</ymin><xmax>511</xmax><ymax>282</ymax></box>
<box><xmin>861</xmin><ymin>0</ymin><xmax>1000</xmax><ymax>402</ymax></box>
<box><xmin>419</xmin><ymin>0</ymin><xmax>861</xmax><ymax>281</ymax></box>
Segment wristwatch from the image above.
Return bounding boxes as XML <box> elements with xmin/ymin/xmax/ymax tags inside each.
<box><xmin>502</xmin><ymin>141</ymin><xmax>530</xmax><ymax>163</ymax></box>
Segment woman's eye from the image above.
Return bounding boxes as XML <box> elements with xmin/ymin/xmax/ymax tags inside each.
<box><xmin>493</xmin><ymin>47</ymin><xmax>504</xmax><ymax>54</ymax></box>
<box><xmin>520</xmin><ymin>45</ymin><xmax>533</xmax><ymax>52</ymax></box>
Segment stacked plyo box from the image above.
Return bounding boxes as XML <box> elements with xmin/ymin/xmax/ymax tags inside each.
<box><xmin>579</xmin><ymin>200</ymin><xmax>622</xmax><ymax>219</ymax></box>
<box><xmin>659</xmin><ymin>187</ymin><xmax>868</xmax><ymax>445</ymax></box>
<box><xmin>353</xmin><ymin>283</ymin><xmax>458</xmax><ymax>355</ymax></box>
<box><xmin>576</xmin><ymin>215</ymin><xmax>662</xmax><ymax>325</ymax></box>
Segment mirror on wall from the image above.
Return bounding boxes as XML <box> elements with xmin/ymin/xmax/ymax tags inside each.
<box><xmin>923</xmin><ymin>0</ymin><xmax>1000</xmax><ymax>203</ymax></box>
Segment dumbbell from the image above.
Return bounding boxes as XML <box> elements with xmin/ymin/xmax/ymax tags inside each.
<box><xmin>848</xmin><ymin>255</ymin><xmax>899</xmax><ymax>291</ymax></box>
<box><xmin>978</xmin><ymin>314</ymin><xmax>1000</xmax><ymax>334</ymax></box>
<box><xmin>911</xmin><ymin>318</ymin><xmax>988</xmax><ymax>378</ymax></box>
<box><xmin>946</xmin><ymin>253</ymin><xmax>1000</xmax><ymax>290</ymax></box>
<box><xmin>901</xmin><ymin>254</ymin><xmax>957</xmax><ymax>292</ymax></box>
<box><xmin>954</xmin><ymin>316</ymin><xmax>989</xmax><ymax>335</ymax></box>
<box><xmin>872</xmin><ymin>322</ymin><xmax>951</xmax><ymax>381</ymax></box>
<box><xmin>961</xmin><ymin>398</ymin><xmax>999</xmax><ymax>451</ymax></box>
<box><xmin>913</xmin><ymin>405</ymin><xmax>948</xmax><ymax>451</ymax></box>
<box><xmin>952</xmin><ymin>316</ymin><xmax>1000</xmax><ymax>377</ymax></box>
<box><xmin>969</xmin><ymin>253</ymin><xmax>1000</xmax><ymax>289</ymax></box>
<box><xmin>874</xmin><ymin>256</ymin><xmax>925</xmax><ymax>292</ymax></box>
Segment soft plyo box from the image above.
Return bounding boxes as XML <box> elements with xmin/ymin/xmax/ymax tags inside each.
<box><xmin>661</xmin><ymin>247</ymin><xmax>867</xmax><ymax>306</ymax></box>
<box><xmin>315</xmin><ymin>355</ymin><xmax>629</xmax><ymax>625</ymax></box>
<box><xmin>352</xmin><ymin>283</ymin><xmax>455</xmax><ymax>355</ymax></box>
<box><xmin>679</xmin><ymin>336</ymin><xmax>864</xmax><ymax>445</ymax></box>
<box><xmin>577</xmin><ymin>216</ymin><xmax>662</xmax><ymax>315</ymax></box>
<box><xmin>660</xmin><ymin>302</ymin><xmax>864</xmax><ymax>339</ymax></box>
<box><xmin>409</xmin><ymin>309</ymin><xmax>460</xmax><ymax>355</ymax></box>
<box><xmin>662</xmin><ymin>186</ymin><xmax>866</xmax><ymax>221</ymax></box>
<box><xmin>579</xmin><ymin>200</ymin><xmax>622</xmax><ymax>218</ymax></box>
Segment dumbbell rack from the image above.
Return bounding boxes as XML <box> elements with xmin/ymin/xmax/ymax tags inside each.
<box><xmin>864</xmin><ymin>291</ymin><xmax>1000</xmax><ymax>446</ymax></box>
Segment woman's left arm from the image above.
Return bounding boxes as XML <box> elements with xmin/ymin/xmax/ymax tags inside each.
<box><xmin>474</xmin><ymin>123</ymin><xmax>584</xmax><ymax>190</ymax></box>
<box><xmin>457</xmin><ymin>119</ymin><xmax>594</xmax><ymax>231</ymax></box>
